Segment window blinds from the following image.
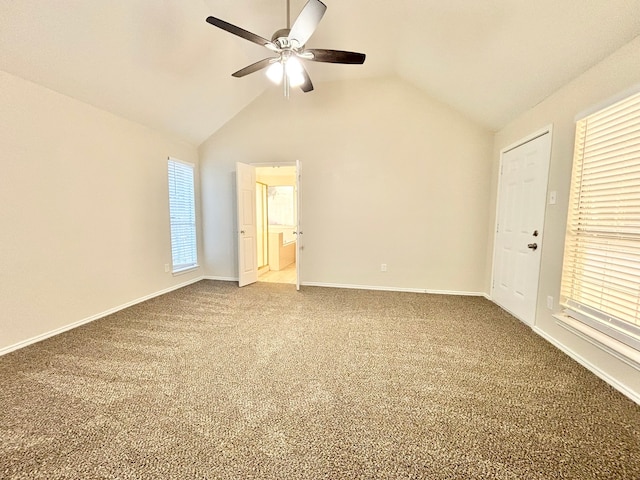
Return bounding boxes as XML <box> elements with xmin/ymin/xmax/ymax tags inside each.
<box><xmin>560</xmin><ymin>91</ymin><xmax>640</xmax><ymax>350</ymax></box>
<box><xmin>168</xmin><ymin>159</ymin><xmax>197</xmax><ymax>272</ymax></box>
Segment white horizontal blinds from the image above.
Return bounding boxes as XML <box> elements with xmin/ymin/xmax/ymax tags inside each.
<box><xmin>168</xmin><ymin>159</ymin><xmax>197</xmax><ymax>272</ymax></box>
<box><xmin>561</xmin><ymin>91</ymin><xmax>640</xmax><ymax>346</ymax></box>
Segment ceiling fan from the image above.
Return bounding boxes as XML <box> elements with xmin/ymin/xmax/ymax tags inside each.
<box><xmin>205</xmin><ymin>0</ymin><xmax>366</xmax><ymax>96</ymax></box>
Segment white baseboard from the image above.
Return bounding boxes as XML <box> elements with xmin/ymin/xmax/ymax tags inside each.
<box><xmin>0</xmin><ymin>276</ymin><xmax>204</xmax><ymax>357</ymax></box>
<box><xmin>301</xmin><ymin>281</ymin><xmax>485</xmax><ymax>297</ymax></box>
<box><xmin>200</xmin><ymin>276</ymin><xmax>492</xmax><ymax>298</ymax></box>
<box><xmin>202</xmin><ymin>276</ymin><xmax>239</xmax><ymax>282</ymax></box>
<box><xmin>533</xmin><ymin>326</ymin><xmax>640</xmax><ymax>405</ymax></box>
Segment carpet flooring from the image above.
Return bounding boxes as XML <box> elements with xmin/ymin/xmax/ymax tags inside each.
<box><xmin>1</xmin><ymin>280</ymin><xmax>639</xmax><ymax>479</ymax></box>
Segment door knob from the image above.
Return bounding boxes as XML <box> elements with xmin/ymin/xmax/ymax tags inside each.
<box><xmin>527</xmin><ymin>243</ymin><xmax>538</xmax><ymax>251</ymax></box>
<box><xmin>240</xmin><ymin>230</ymin><xmax>245</xmax><ymax>234</ymax></box>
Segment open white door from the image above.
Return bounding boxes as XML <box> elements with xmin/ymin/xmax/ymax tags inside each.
<box><xmin>492</xmin><ymin>131</ymin><xmax>552</xmax><ymax>325</ymax></box>
<box><xmin>236</xmin><ymin>162</ymin><xmax>258</xmax><ymax>287</ymax></box>
<box><xmin>295</xmin><ymin>160</ymin><xmax>302</xmax><ymax>291</ymax></box>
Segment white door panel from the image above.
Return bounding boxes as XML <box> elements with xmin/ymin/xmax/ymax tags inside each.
<box><xmin>236</xmin><ymin>162</ymin><xmax>258</xmax><ymax>287</ymax></box>
<box><xmin>492</xmin><ymin>131</ymin><xmax>552</xmax><ymax>325</ymax></box>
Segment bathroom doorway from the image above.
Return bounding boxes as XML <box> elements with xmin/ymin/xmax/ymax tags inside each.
<box><xmin>255</xmin><ymin>165</ymin><xmax>298</xmax><ymax>285</ymax></box>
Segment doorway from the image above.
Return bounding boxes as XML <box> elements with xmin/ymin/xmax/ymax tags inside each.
<box><xmin>256</xmin><ymin>165</ymin><xmax>298</xmax><ymax>285</ymax></box>
<box><xmin>492</xmin><ymin>128</ymin><xmax>552</xmax><ymax>326</ymax></box>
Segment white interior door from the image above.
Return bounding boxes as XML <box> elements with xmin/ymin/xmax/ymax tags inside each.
<box><xmin>295</xmin><ymin>160</ymin><xmax>302</xmax><ymax>291</ymax></box>
<box><xmin>492</xmin><ymin>131</ymin><xmax>552</xmax><ymax>325</ymax></box>
<box><xmin>236</xmin><ymin>162</ymin><xmax>258</xmax><ymax>287</ymax></box>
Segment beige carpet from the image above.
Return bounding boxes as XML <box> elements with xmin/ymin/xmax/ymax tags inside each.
<box><xmin>1</xmin><ymin>280</ymin><xmax>639</xmax><ymax>479</ymax></box>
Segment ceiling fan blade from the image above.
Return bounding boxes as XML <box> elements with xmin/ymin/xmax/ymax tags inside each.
<box><xmin>232</xmin><ymin>58</ymin><xmax>278</xmax><ymax>78</ymax></box>
<box><xmin>299</xmin><ymin>65</ymin><xmax>314</xmax><ymax>93</ymax></box>
<box><xmin>288</xmin><ymin>0</ymin><xmax>327</xmax><ymax>47</ymax></box>
<box><xmin>206</xmin><ymin>16</ymin><xmax>277</xmax><ymax>50</ymax></box>
<box><xmin>306</xmin><ymin>49</ymin><xmax>366</xmax><ymax>64</ymax></box>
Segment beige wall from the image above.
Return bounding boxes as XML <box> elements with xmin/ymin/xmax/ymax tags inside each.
<box><xmin>0</xmin><ymin>70</ymin><xmax>202</xmax><ymax>352</ymax></box>
<box><xmin>488</xmin><ymin>36</ymin><xmax>640</xmax><ymax>399</ymax></box>
<box><xmin>199</xmin><ymin>76</ymin><xmax>494</xmax><ymax>293</ymax></box>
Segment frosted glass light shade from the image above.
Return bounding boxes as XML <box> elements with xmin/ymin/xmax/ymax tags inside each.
<box><xmin>266</xmin><ymin>62</ymin><xmax>283</xmax><ymax>84</ymax></box>
<box><xmin>285</xmin><ymin>57</ymin><xmax>304</xmax><ymax>87</ymax></box>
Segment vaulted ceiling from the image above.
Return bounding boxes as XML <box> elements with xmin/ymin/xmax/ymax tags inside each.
<box><xmin>1</xmin><ymin>1</ymin><xmax>639</xmax><ymax>146</ymax></box>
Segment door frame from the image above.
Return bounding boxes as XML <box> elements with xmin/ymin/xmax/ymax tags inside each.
<box><xmin>490</xmin><ymin>124</ymin><xmax>553</xmax><ymax>326</ymax></box>
<box><xmin>251</xmin><ymin>161</ymin><xmax>301</xmax><ymax>290</ymax></box>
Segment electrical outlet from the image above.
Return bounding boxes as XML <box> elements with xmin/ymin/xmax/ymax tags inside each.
<box><xmin>546</xmin><ymin>295</ymin><xmax>554</xmax><ymax>310</ymax></box>
<box><xmin>164</xmin><ymin>264</ymin><xmax>170</xmax><ymax>273</ymax></box>
<box><xmin>381</xmin><ymin>264</ymin><xmax>387</xmax><ymax>272</ymax></box>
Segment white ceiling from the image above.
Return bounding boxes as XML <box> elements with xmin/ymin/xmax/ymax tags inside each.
<box><xmin>1</xmin><ymin>1</ymin><xmax>639</xmax><ymax>146</ymax></box>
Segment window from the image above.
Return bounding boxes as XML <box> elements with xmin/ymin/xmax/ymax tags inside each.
<box><xmin>168</xmin><ymin>158</ymin><xmax>197</xmax><ymax>273</ymax></box>
<box><xmin>268</xmin><ymin>185</ymin><xmax>295</xmax><ymax>226</ymax></box>
<box><xmin>560</xmin><ymin>90</ymin><xmax>640</xmax><ymax>353</ymax></box>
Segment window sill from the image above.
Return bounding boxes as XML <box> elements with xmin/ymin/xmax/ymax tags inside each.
<box><xmin>172</xmin><ymin>265</ymin><xmax>200</xmax><ymax>276</ymax></box>
<box><xmin>554</xmin><ymin>313</ymin><xmax>640</xmax><ymax>371</ymax></box>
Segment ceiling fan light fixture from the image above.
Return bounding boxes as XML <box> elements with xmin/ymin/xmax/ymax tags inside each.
<box><xmin>206</xmin><ymin>0</ymin><xmax>365</xmax><ymax>94</ymax></box>
<box><xmin>266</xmin><ymin>61</ymin><xmax>284</xmax><ymax>84</ymax></box>
<box><xmin>285</xmin><ymin>57</ymin><xmax>305</xmax><ymax>87</ymax></box>
<box><xmin>287</xmin><ymin>70</ymin><xmax>305</xmax><ymax>88</ymax></box>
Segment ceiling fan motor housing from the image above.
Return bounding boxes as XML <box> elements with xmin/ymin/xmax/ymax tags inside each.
<box><xmin>272</xmin><ymin>28</ymin><xmax>290</xmax><ymax>41</ymax></box>
<box><xmin>272</xmin><ymin>28</ymin><xmax>301</xmax><ymax>50</ymax></box>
